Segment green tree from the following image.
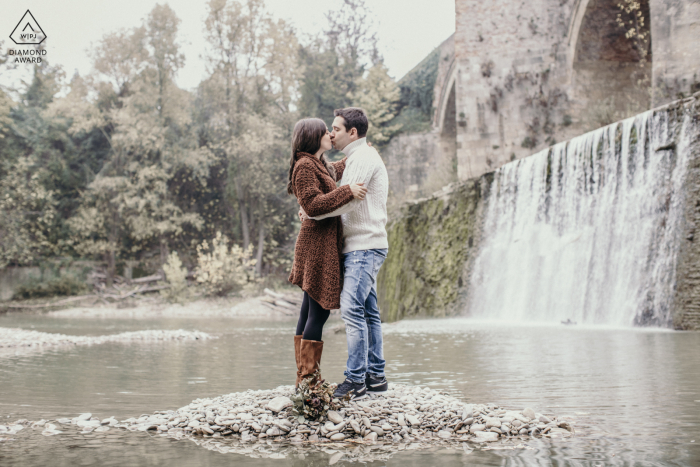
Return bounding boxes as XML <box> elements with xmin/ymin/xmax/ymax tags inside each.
<box><xmin>0</xmin><ymin>158</ymin><xmax>57</xmax><ymax>268</ymax></box>
<box><xmin>352</xmin><ymin>63</ymin><xmax>402</xmax><ymax>146</ymax></box>
<box><xmin>199</xmin><ymin>0</ymin><xmax>299</xmax><ymax>275</ymax></box>
<box><xmin>298</xmin><ymin>0</ymin><xmax>380</xmax><ymax>125</ymax></box>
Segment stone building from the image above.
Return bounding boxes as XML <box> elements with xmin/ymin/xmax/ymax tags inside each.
<box><xmin>385</xmin><ymin>0</ymin><xmax>700</xmax><ymax>190</ymax></box>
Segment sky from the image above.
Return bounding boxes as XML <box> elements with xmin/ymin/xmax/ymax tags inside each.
<box><xmin>1</xmin><ymin>0</ymin><xmax>455</xmax><ymax>93</ymax></box>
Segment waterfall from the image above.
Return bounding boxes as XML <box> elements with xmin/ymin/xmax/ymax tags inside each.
<box><xmin>467</xmin><ymin>111</ymin><xmax>691</xmax><ymax>326</ymax></box>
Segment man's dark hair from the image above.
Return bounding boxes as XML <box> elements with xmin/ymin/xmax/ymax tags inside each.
<box><xmin>334</xmin><ymin>107</ymin><xmax>368</xmax><ymax>138</ymax></box>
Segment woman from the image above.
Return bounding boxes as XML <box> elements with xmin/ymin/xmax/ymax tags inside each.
<box><xmin>287</xmin><ymin>118</ymin><xmax>367</xmax><ymax>387</ymax></box>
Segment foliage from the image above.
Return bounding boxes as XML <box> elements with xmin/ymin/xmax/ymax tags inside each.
<box><xmin>198</xmin><ymin>0</ymin><xmax>300</xmax><ymax>276</ymax></box>
<box><xmin>0</xmin><ymin>0</ymin><xmax>404</xmax><ymax>282</ymax></box>
<box><xmin>298</xmin><ymin>0</ymin><xmax>380</xmax><ymax>126</ymax></box>
<box><xmin>352</xmin><ymin>63</ymin><xmax>402</xmax><ymax>146</ymax></box>
<box><xmin>395</xmin><ymin>47</ymin><xmax>439</xmax><ymax>121</ymax></box>
<box><xmin>195</xmin><ymin>232</ymin><xmax>256</xmax><ymax>296</ymax></box>
<box><xmin>290</xmin><ymin>371</ymin><xmax>348</xmax><ymax>420</ymax></box>
<box><xmin>161</xmin><ymin>251</ymin><xmax>190</xmax><ymax>302</ymax></box>
<box><xmin>14</xmin><ymin>274</ymin><xmax>87</xmax><ymax>299</ymax></box>
<box><xmin>0</xmin><ymin>158</ymin><xmax>58</xmax><ymax>268</ymax></box>
<box><xmin>616</xmin><ymin>1</ymin><xmax>650</xmax><ymax>66</ymax></box>
<box><xmin>616</xmin><ymin>0</ymin><xmax>651</xmax><ymax>90</ymax></box>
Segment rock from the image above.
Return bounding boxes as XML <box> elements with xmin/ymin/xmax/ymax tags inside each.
<box><xmin>77</xmin><ymin>413</ymin><xmax>92</xmax><ymax>421</ymax></box>
<box><xmin>546</xmin><ymin>428</ymin><xmax>571</xmax><ymax>438</ymax></box>
<box><xmin>437</xmin><ymin>430</ymin><xmax>452</xmax><ymax>439</ymax></box>
<box><xmin>266</xmin><ymin>427</ymin><xmax>281</xmax><ymax>436</ymax></box>
<box><xmin>324</xmin><ymin>421</ymin><xmax>336</xmax><ymax>431</ymax></box>
<box><xmin>474</xmin><ymin>431</ymin><xmax>499</xmax><ymax>442</ymax></box>
<box><xmin>512</xmin><ymin>419</ymin><xmax>522</xmax><ymax>428</ymax></box>
<box><xmin>327</xmin><ymin>411</ymin><xmax>343</xmax><ymax>425</ymax></box>
<box><xmin>397</xmin><ymin>414</ymin><xmax>406</xmax><ymax>426</ymax></box>
<box><xmin>350</xmin><ymin>420</ymin><xmax>362</xmax><ymax>433</ymax></box>
<box><xmin>484</xmin><ymin>417</ymin><xmax>500</xmax><ymax>428</ymax></box>
<box><xmin>265</xmin><ymin>396</ymin><xmax>292</xmax><ymax>413</ymax></box>
<box><xmin>470</xmin><ymin>424</ymin><xmax>485</xmax><ymax>434</ymax></box>
<box><xmin>370</xmin><ymin>426</ymin><xmax>384</xmax><ymax>436</ymax></box>
<box><xmin>308</xmin><ymin>434</ymin><xmax>319</xmax><ymax>442</ymax></box>
<box><xmin>539</xmin><ymin>415</ymin><xmax>552</xmax><ymax>424</ymax></box>
<box><xmin>364</xmin><ymin>432</ymin><xmax>378</xmax><ymax>442</ymax></box>
<box><xmin>330</xmin><ymin>433</ymin><xmax>346</xmax><ymax>441</ymax></box>
<box><xmin>463</xmin><ymin>417</ymin><xmax>473</xmax><ymax>425</ymax></box>
<box><xmin>558</xmin><ymin>421</ymin><xmax>572</xmax><ymax>431</ymax></box>
<box><xmin>392</xmin><ymin>433</ymin><xmax>402</xmax><ymax>443</ymax></box>
<box><xmin>239</xmin><ymin>413</ymin><xmax>253</xmax><ymax>421</ymax></box>
<box><xmin>77</xmin><ymin>420</ymin><xmax>101</xmax><ymax>428</ymax></box>
<box><xmin>381</xmin><ymin>423</ymin><xmax>392</xmax><ymax>432</ymax></box>
<box><xmin>406</xmin><ymin>415</ymin><xmax>420</xmax><ymax>426</ymax></box>
<box><xmin>522</xmin><ymin>408</ymin><xmax>536</xmax><ymax>420</ymax></box>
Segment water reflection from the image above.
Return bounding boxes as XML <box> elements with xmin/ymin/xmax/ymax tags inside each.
<box><xmin>1</xmin><ymin>315</ymin><xmax>699</xmax><ymax>466</ymax></box>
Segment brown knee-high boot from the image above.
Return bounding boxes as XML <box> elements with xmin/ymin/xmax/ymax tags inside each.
<box><xmin>299</xmin><ymin>339</ymin><xmax>324</xmax><ymax>384</ymax></box>
<box><xmin>294</xmin><ymin>335</ymin><xmax>303</xmax><ymax>387</ymax></box>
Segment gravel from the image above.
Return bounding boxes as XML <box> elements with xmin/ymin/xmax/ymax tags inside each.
<box><xmin>102</xmin><ymin>384</ymin><xmax>573</xmax><ymax>459</ymax></box>
<box><xmin>1</xmin><ymin>384</ymin><xmax>575</xmax><ymax>461</ymax></box>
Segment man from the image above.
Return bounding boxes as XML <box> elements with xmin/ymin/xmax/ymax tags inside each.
<box><xmin>305</xmin><ymin>107</ymin><xmax>390</xmax><ymax>400</ymax></box>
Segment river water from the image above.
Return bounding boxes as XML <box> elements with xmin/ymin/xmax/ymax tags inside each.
<box><xmin>1</xmin><ymin>313</ymin><xmax>698</xmax><ymax>466</ymax></box>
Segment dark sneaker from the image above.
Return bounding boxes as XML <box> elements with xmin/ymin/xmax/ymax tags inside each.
<box><xmin>365</xmin><ymin>375</ymin><xmax>388</xmax><ymax>394</ymax></box>
<box><xmin>333</xmin><ymin>379</ymin><xmax>367</xmax><ymax>400</ymax></box>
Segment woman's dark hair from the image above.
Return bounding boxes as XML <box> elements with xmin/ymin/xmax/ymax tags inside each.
<box><xmin>333</xmin><ymin>107</ymin><xmax>368</xmax><ymax>138</ymax></box>
<box><xmin>287</xmin><ymin>118</ymin><xmax>335</xmax><ymax>195</ymax></box>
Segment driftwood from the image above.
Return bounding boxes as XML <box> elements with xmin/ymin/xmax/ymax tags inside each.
<box><xmin>131</xmin><ymin>274</ymin><xmax>163</xmax><ymax>284</ymax></box>
<box><xmin>260</xmin><ymin>300</ymin><xmax>294</xmax><ymax>316</ymax></box>
<box><xmin>262</xmin><ymin>288</ymin><xmax>303</xmax><ymax>315</ymax></box>
<box><xmin>2</xmin><ymin>294</ymin><xmax>98</xmax><ymax>309</ymax></box>
<box><xmin>3</xmin><ymin>284</ymin><xmax>170</xmax><ymax>310</ymax></box>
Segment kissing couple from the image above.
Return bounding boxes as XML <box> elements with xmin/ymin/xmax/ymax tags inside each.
<box><xmin>287</xmin><ymin>107</ymin><xmax>389</xmax><ymax>400</ymax></box>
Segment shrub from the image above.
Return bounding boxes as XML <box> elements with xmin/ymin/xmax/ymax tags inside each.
<box><xmin>14</xmin><ymin>274</ymin><xmax>88</xmax><ymax>300</ymax></box>
<box><xmin>161</xmin><ymin>251</ymin><xmax>190</xmax><ymax>303</ymax></box>
<box><xmin>195</xmin><ymin>232</ymin><xmax>256</xmax><ymax>296</ymax></box>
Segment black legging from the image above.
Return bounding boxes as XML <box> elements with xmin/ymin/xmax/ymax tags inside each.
<box><xmin>295</xmin><ymin>291</ymin><xmax>330</xmax><ymax>341</ymax></box>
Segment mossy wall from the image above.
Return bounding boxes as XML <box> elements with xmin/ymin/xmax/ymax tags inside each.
<box><xmin>376</xmin><ymin>179</ymin><xmax>489</xmax><ymax>322</ymax></box>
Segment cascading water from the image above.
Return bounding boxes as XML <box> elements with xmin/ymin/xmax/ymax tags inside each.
<box><xmin>468</xmin><ymin>110</ymin><xmax>691</xmax><ymax>326</ymax></box>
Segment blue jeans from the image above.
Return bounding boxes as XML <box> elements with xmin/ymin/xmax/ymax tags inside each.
<box><xmin>340</xmin><ymin>248</ymin><xmax>388</xmax><ymax>383</ymax></box>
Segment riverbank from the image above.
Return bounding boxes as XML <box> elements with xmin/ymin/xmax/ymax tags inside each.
<box><xmin>1</xmin><ymin>294</ymin><xmax>306</xmax><ymax>320</ymax></box>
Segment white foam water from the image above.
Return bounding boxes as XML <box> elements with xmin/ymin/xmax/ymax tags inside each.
<box><xmin>468</xmin><ymin>110</ymin><xmax>691</xmax><ymax>326</ymax></box>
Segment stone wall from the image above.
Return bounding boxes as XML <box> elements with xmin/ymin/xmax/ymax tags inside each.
<box><xmin>449</xmin><ymin>0</ymin><xmax>700</xmax><ymax>181</ymax></box>
<box><xmin>670</xmin><ymin>93</ymin><xmax>700</xmax><ymax>330</ymax></box>
<box><xmin>650</xmin><ymin>0</ymin><xmax>700</xmax><ymax>106</ymax></box>
<box><xmin>381</xmin><ymin>132</ymin><xmax>456</xmax><ymax>206</ymax></box>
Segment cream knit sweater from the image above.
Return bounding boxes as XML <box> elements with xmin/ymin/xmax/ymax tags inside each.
<box><xmin>311</xmin><ymin>137</ymin><xmax>389</xmax><ymax>254</ymax></box>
